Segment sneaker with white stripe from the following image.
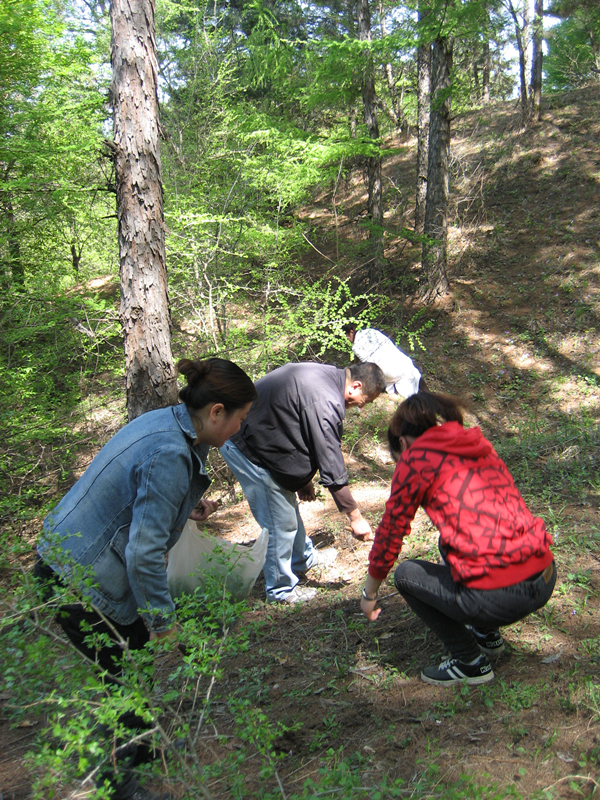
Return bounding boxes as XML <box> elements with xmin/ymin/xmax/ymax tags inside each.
<box><xmin>421</xmin><ymin>654</ymin><xmax>494</xmax><ymax>686</ymax></box>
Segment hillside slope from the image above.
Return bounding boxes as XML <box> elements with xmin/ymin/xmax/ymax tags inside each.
<box><xmin>1</xmin><ymin>86</ymin><xmax>599</xmax><ymax>800</ymax></box>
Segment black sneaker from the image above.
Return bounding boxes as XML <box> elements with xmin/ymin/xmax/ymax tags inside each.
<box><xmin>466</xmin><ymin>625</ymin><xmax>505</xmax><ymax>656</ymax></box>
<box><xmin>421</xmin><ymin>655</ymin><xmax>494</xmax><ymax>686</ymax></box>
<box><xmin>110</xmin><ymin>772</ymin><xmax>176</xmax><ymax>800</ymax></box>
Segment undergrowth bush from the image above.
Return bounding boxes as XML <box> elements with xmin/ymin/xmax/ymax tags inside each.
<box><xmin>1</xmin><ymin>567</ymin><xmax>251</xmax><ymax>798</ymax></box>
<box><xmin>1</xmin><ymin>555</ymin><xmax>530</xmax><ymax>800</ymax></box>
<box><xmin>269</xmin><ymin>277</ymin><xmax>385</xmax><ymax>367</ymax></box>
<box><xmin>0</xmin><ymin>291</ymin><xmax>122</xmax><ymax>525</ymax></box>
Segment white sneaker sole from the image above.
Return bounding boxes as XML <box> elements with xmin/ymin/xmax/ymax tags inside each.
<box><xmin>421</xmin><ymin>669</ymin><xmax>495</xmax><ymax>687</ymax></box>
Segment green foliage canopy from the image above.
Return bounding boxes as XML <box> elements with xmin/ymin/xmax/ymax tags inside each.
<box><xmin>0</xmin><ymin>0</ymin><xmax>113</xmax><ymax>291</ymax></box>
<box><xmin>545</xmin><ymin>5</ymin><xmax>600</xmax><ymax>90</ymax></box>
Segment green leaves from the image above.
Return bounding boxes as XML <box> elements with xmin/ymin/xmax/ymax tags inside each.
<box><xmin>0</xmin><ymin>0</ymin><xmax>112</xmax><ymax>292</ymax></box>
<box><xmin>545</xmin><ymin>7</ymin><xmax>600</xmax><ymax>91</ymax></box>
<box><xmin>271</xmin><ymin>276</ymin><xmax>384</xmax><ymax>364</ymax></box>
<box><xmin>0</xmin><ymin>291</ymin><xmax>121</xmax><ymax>521</ymax></box>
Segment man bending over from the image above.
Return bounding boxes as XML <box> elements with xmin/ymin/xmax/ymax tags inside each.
<box><xmin>221</xmin><ymin>361</ymin><xmax>386</xmax><ymax>603</ymax></box>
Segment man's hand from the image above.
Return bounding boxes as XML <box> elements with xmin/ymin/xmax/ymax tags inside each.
<box><xmin>190</xmin><ymin>498</ymin><xmax>219</xmax><ymax>522</ymax></box>
<box><xmin>297</xmin><ymin>482</ymin><xmax>316</xmax><ymax>502</ymax></box>
<box><xmin>347</xmin><ymin>509</ymin><xmax>372</xmax><ymax>541</ymax></box>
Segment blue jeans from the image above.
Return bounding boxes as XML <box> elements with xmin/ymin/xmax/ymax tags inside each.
<box><xmin>220</xmin><ymin>441</ymin><xmax>317</xmax><ymax>601</ymax></box>
<box><xmin>394</xmin><ymin>559</ymin><xmax>556</xmax><ymax>662</ymax></box>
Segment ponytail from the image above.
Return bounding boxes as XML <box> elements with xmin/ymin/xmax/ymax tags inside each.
<box><xmin>387</xmin><ymin>391</ymin><xmax>467</xmax><ymax>459</ymax></box>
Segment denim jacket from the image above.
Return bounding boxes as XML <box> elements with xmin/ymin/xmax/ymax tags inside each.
<box><xmin>38</xmin><ymin>404</ymin><xmax>210</xmax><ymax>631</ymax></box>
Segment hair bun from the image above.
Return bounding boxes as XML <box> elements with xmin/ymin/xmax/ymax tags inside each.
<box><xmin>177</xmin><ymin>358</ymin><xmax>211</xmax><ymax>385</ymax></box>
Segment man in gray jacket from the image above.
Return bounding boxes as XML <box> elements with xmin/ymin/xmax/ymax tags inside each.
<box><xmin>220</xmin><ymin>361</ymin><xmax>385</xmax><ymax>603</ymax></box>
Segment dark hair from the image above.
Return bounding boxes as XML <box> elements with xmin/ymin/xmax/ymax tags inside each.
<box><xmin>177</xmin><ymin>358</ymin><xmax>257</xmax><ymax>412</ymax></box>
<box><xmin>348</xmin><ymin>361</ymin><xmax>386</xmax><ymax>397</ymax></box>
<box><xmin>387</xmin><ymin>391</ymin><xmax>467</xmax><ymax>459</ymax></box>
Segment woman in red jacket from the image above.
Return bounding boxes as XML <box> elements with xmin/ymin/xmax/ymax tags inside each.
<box><xmin>361</xmin><ymin>391</ymin><xmax>556</xmax><ymax>686</ymax></box>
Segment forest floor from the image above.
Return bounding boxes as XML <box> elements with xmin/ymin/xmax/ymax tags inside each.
<box><xmin>1</xmin><ymin>85</ymin><xmax>600</xmax><ymax>799</ymax></box>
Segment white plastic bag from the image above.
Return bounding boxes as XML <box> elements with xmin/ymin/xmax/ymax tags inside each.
<box><xmin>167</xmin><ymin>520</ymin><xmax>268</xmax><ymax>600</ymax></box>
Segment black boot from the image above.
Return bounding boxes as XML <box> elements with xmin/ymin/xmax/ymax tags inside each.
<box><xmin>107</xmin><ymin>769</ymin><xmax>175</xmax><ymax>800</ymax></box>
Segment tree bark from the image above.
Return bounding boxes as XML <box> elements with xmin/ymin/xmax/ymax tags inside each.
<box><xmin>110</xmin><ymin>0</ymin><xmax>178</xmax><ymax>420</ymax></box>
<box><xmin>421</xmin><ymin>34</ymin><xmax>452</xmax><ymax>301</ymax></box>
<box><xmin>1</xmin><ymin>166</ymin><xmax>24</xmax><ymax>290</ymax></box>
<box><xmin>482</xmin><ymin>38</ymin><xmax>490</xmax><ymax>104</ymax></box>
<box><xmin>415</xmin><ymin>3</ymin><xmax>431</xmax><ymax>235</ymax></box>
<box><xmin>478</xmin><ymin>1</ymin><xmax>491</xmax><ymax>105</ymax></box>
<box><xmin>357</xmin><ymin>0</ymin><xmax>384</xmax><ymax>281</ymax></box>
<box><xmin>378</xmin><ymin>0</ymin><xmax>406</xmax><ymax>132</ymax></box>
<box><xmin>70</xmin><ymin>221</ymin><xmax>83</xmax><ymax>276</ymax></box>
<box><xmin>530</xmin><ymin>0</ymin><xmax>544</xmax><ymax>120</ymax></box>
<box><xmin>506</xmin><ymin>0</ymin><xmax>530</xmax><ymax>123</ymax></box>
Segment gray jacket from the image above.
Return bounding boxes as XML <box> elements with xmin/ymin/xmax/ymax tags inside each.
<box><xmin>232</xmin><ymin>362</ymin><xmax>349</xmax><ymax>493</ymax></box>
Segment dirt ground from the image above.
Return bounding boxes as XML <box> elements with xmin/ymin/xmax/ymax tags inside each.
<box><xmin>1</xmin><ymin>86</ymin><xmax>600</xmax><ymax>798</ymax></box>
<box><xmin>173</xmin><ymin>83</ymin><xmax>600</xmax><ymax>798</ymax></box>
<box><xmin>192</xmin><ymin>431</ymin><xmax>599</xmax><ymax>797</ymax></box>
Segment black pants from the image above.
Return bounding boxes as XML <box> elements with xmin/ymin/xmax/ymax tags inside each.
<box><xmin>33</xmin><ymin>557</ymin><xmax>156</xmax><ymax>798</ymax></box>
<box><xmin>394</xmin><ymin>558</ymin><xmax>556</xmax><ymax>662</ymax></box>
<box><xmin>33</xmin><ymin>556</ymin><xmax>150</xmax><ymax>675</ymax></box>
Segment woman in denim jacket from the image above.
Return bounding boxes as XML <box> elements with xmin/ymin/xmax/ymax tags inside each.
<box><xmin>34</xmin><ymin>357</ymin><xmax>256</xmax><ymax>799</ymax></box>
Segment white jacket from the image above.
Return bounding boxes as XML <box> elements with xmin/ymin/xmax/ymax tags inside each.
<box><xmin>353</xmin><ymin>328</ymin><xmax>421</xmax><ymax>397</ymax></box>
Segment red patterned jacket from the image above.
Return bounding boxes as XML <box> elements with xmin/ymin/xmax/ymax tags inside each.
<box><xmin>369</xmin><ymin>421</ymin><xmax>553</xmax><ymax>588</ymax></box>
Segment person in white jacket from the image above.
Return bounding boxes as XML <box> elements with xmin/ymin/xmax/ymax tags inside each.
<box><xmin>344</xmin><ymin>325</ymin><xmax>427</xmax><ymax>398</ymax></box>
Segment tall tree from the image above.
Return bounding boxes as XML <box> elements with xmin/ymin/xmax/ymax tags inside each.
<box><xmin>530</xmin><ymin>0</ymin><xmax>544</xmax><ymax>119</ymax></box>
<box><xmin>504</xmin><ymin>0</ymin><xmax>531</xmax><ymax>122</ymax></box>
<box><xmin>356</xmin><ymin>0</ymin><xmax>384</xmax><ymax>282</ymax></box>
<box><xmin>110</xmin><ymin>0</ymin><xmax>178</xmax><ymax>419</ymax></box>
<box><xmin>0</xmin><ymin>0</ymin><xmax>110</xmax><ymax>293</ymax></box>
<box><xmin>545</xmin><ymin>0</ymin><xmax>600</xmax><ymax>89</ymax></box>
<box><xmin>421</xmin><ymin>29</ymin><xmax>453</xmax><ymax>300</ymax></box>
<box><xmin>377</xmin><ymin>0</ymin><xmax>407</xmax><ymax>131</ymax></box>
<box><xmin>0</xmin><ymin>0</ymin><xmax>41</xmax><ymax>290</ymax></box>
<box><xmin>415</xmin><ymin>0</ymin><xmax>432</xmax><ymax>235</ymax></box>
<box><xmin>475</xmin><ymin>2</ymin><xmax>492</xmax><ymax>103</ymax></box>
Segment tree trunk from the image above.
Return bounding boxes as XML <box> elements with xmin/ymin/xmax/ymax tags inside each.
<box><xmin>110</xmin><ymin>0</ymin><xmax>178</xmax><ymax>421</ymax></box>
<box><xmin>349</xmin><ymin>104</ymin><xmax>358</xmax><ymax>138</ymax></box>
<box><xmin>415</xmin><ymin>2</ymin><xmax>431</xmax><ymax>235</ymax></box>
<box><xmin>482</xmin><ymin>38</ymin><xmax>490</xmax><ymax>104</ymax></box>
<box><xmin>378</xmin><ymin>0</ymin><xmax>405</xmax><ymax>132</ymax></box>
<box><xmin>479</xmin><ymin>1</ymin><xmax>491</xmax><ymax>105</ymax></box>
<box><xmin>421</xmin><ymin>34</ymin><xmax>452</xmax><ymax>301</ymax></box>
<box><xmin>357</xmin><ymin>0</ymin><xmax>384</xmax><ymax>281</ymax></box>
<box><xmin>70</xmin><ymin>220</ymin><xmax>83</xmax><ymax>276</ymax></box>
<box><xmin>1</xmin><ymin>170</ymin><xmax>24</xmax><ymax>290</ymax></box>
<box><xmin>530</xmin><ymin>0</ymin><xmax>544</xmax><ymax>120</ymax></box>
<box><xmin>507</xmin><ymin>0</ymin><xmax>530</xmax><ymax>123</ymax></box>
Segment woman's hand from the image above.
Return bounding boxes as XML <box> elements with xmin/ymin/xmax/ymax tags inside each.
<box><xmin>190</xmin><ymin>498</ymin><xmax>219</xmax><ymax>522</ymax></box>
<box><xmin>361</xmin><ymin>575</ymin><xmax>382</xmax><ymax>620</ymax></box>
<box><xmin>360</xmin><ymin>597</ymin><xmax>382</xmax><ymax>621</ymax></box>
<box><xmin>149</xmin><ymin>624</ymin><xmax>178</xmax><ymax>643</ymax></box>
